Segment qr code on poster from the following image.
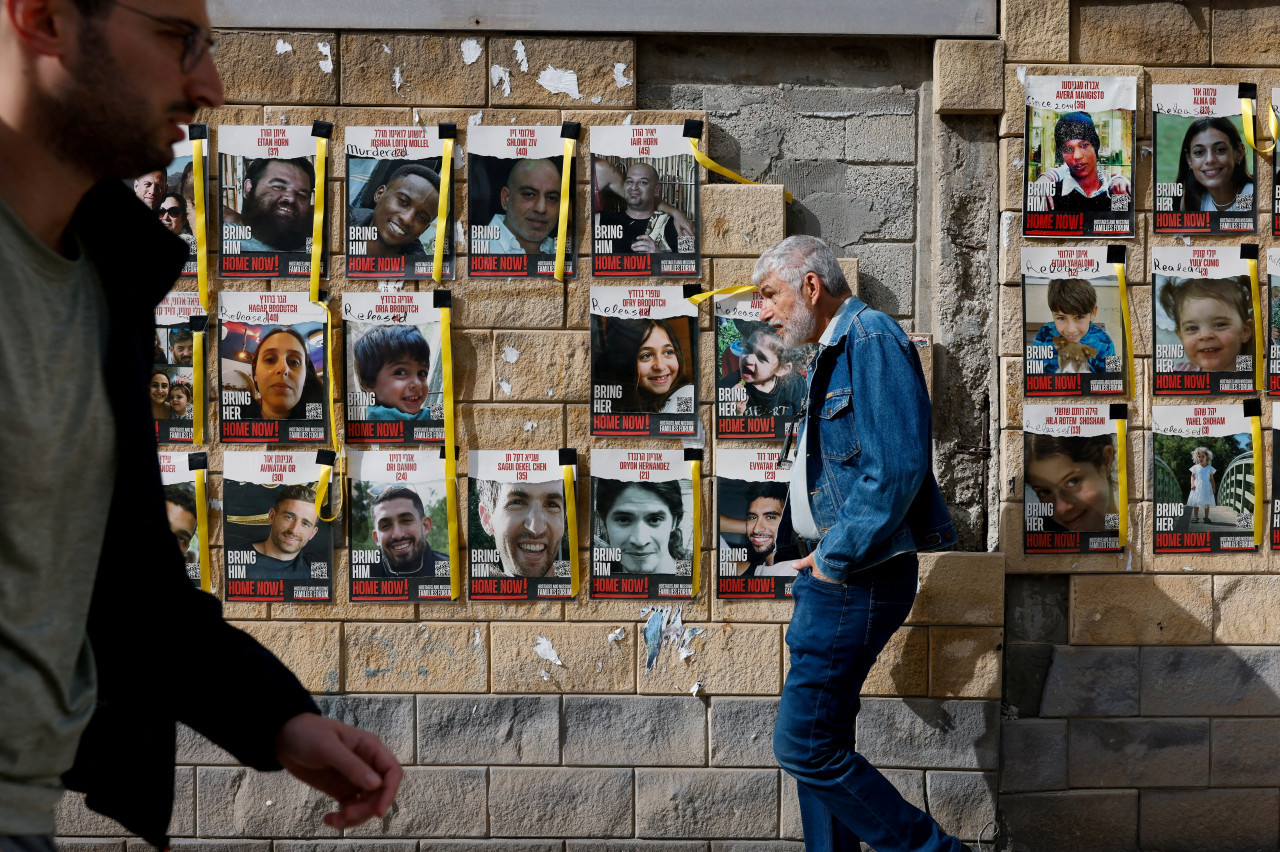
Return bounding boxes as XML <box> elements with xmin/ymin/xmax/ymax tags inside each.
<box><xmin>310</xmin><ymin>562</ymin><xmax>329</xmax><ymax>579</ymax></box>
<box><xmin>677</xmin><ymin>236</ymin><xmax>695</xmax><ymax>253</ymax></box>
<box><xmin>1110</xmin><ymin>195</ymin><xmax>1130</xmax><ymax>212</ymax></box>
<box><xmin>306</xmin><ymin>403</ymin><xmax>324</xmax><ymax>419</ymax></box>
<box><xmin>1237</xmin><ymin>512</ymin><xmax>1253</xmax><ymax>530</ymax></box>
<box><xmin>675</xmin><ymin>395</ymin><xmax>693</xmax><ymax>413</ymax></box>
<box><xmin>1236</xmin><ymin>355</ymin><xmax>1253</xmax><ymax>371</ymax></box>
<box><xmin>1105</xmin><ymin>355</ymin><xmax>1121</xmax><ymax>372</ymax></box>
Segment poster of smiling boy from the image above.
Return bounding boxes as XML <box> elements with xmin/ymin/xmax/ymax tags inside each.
<box><xmin>717</xmin><ymin>448</ymin><xmax>796</xmax><ymax>599</ymax></box>
<box><xmin>1152</xmin><ymin>246</ymin><xmax>1257</xmax><ymax>395</ymax></box>
<box><xmin>343</xmin><ymin>293</ymin><xmax>444</xmax><ymax>444</ymax></box>
<box><xmin>1023</xmin><ymin>404</ymin><xmax>1123</xmax><ymax>554</ymax></box>
<box><xmin>591</xmin><ymin>449</ymin><xmax>695</xmax><ymax>600</ymax></box>
<box><xmin>714</xmin><ymin>290</ymin><xmax>811</xmax><ymax>438</ymax></box>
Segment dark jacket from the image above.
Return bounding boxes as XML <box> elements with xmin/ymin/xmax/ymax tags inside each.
<box><xmin>61</xmin><ymin>181</ymin><xmax>318</xmax><ymax>847</ymax></box>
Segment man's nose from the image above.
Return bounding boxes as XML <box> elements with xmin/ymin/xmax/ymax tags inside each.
<box><xmin>524</xmin><ymin>505</ymin><xmax>547</xmax><ymax>534</ymax></box>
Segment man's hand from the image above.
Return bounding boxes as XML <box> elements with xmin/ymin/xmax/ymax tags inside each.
<box><xmin>631</xmin><ymin>234</ymin><xmax>659</xmax><ymax>254</ymax></box>
<box><xmin>275</xmin><ymin>712</ymin><xmax>403</xmax><ymax>829</ymax></box>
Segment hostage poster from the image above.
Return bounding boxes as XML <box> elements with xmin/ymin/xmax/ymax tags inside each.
<box><xmin>157</xmin><ymin>451</ymin><xmax>205</xmax><ymax>589</ymax></box>
<box><xmin>1023</xmin><ymin>403</ymin><xmax>1122</xmax><ymax>554</ymax></box>
<box><xmin>590</xmin><ymin>286</ymin><xmax>699</xmax><ymax>438</ymax></box>
<box><xmin>590</xmin><ymin>125</ymin><xmax>700</xmax><ymax>277</ymax></box>
<box><xmin>129</xmin><ymin>123</ymin><xmax>203</xmax><ymax>276</ymax></box>
<box><xmin>715</xmin><ymin>289</ymin><xmax>812</xmax><ymax>438</ymax></box>
<box><xmin>467</xmin><ymin>124</ymin><xmax>574</xmax><ymax>278</ymax></box>
<box><xmin>717</xmin><ymin>448</ymin><xmax>796</xmax><ymax>599</ymax></box>
<box><xmin>153</xmin><ymin>290</ymin><xmax>204</xmax><ymax>442</ymax></box>
<box><xmin>223</xmin><ymin>451</ymin><xmax>333</xmax><ymax>602</ymax></box>
<box><xmin>469</xmin><ymin>450</ymin><xmax>574</xmax><ymax>601</ymax></box>
<box><xmin>343</xmin><ymin>292</ymin><xmax>445</xmax><ymax>444</ymax></box>
<box><xmin>219</xmin><ymin>291</ymin><xmax>329</xmax><ymax>444</ymax></box>
<box><xmin>1023</xmin><ymin>75</ymin><xmax>1136</xmax><ymax>238</ymax></box>
<box><xmin>591</xmin><ymin>449</ymin><xmax>695</xmax><ymax>600</ymax></box>
<box><xmin>1268</xmin><ymin>248</ymin><xmax>1280</xmax><ymax>396</ymax></box>
<box><xmin>218</xmin><ymin>125</ymin><xmax>325</xmax><ymax>279</ymax></box>
<box><xmin>348</xmin><ymin>450</ymin><xmax>452</xmax><ymax>602</ymax></box>
<box><xmin>345</xmin><ymin>125</ymin><xmax>454</xmax><ymax>280</ymax></box>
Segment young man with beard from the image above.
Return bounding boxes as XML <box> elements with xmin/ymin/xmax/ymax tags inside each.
<box><xmin>236</xmin><ymin>156</ymin><xmax>314</xmax><ymax>252</ymax></box>
<box><xmin>475</xmin><ymin>478</ymin><xmax>566</xmax><ymax>578</ymax></box>
<box><xmin>594</xmin><ymin>162</ymin><xmax>677</xmax><ymax>254</ymax></box>
<box><xmin>0</xmin><ymin>1</ymin><xmax>401</xmax><ymax>847</ymax></box>
<box><xmin>734</xmin><ymin>481</ymin><xmax>790</xmax><ymax>578</ymax></box>
<box><xmin>246</xmin><ymin>485</ymin><xmax>322</xmax><ymax>580</ymax></box>
<box><xmin>368</xmin><ymin>485</ymin><xmax>447</xmax><ymax>577</ymax></box>
<box><xmin>348</xmin><ymin>163</ymin><xmax>439</xmax><ymax>259</ymax></box>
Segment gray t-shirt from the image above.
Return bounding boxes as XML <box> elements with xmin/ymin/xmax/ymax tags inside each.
<box><xmin>0</xmin><ymin>194</ymin><xmax>117</xmax><ymax>832</ymax></box>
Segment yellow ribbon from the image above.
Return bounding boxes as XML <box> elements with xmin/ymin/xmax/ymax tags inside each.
<box><xmin>1242</xmin><ymin>98</ymin><xmax>1278</xmax><ymax>154</ymax></box>
<box><xmin>193</xmin><ymin>466</ymin><xmax>211</xmax><ymax>593</ymax></box>
<box><xmin>309</xmin><ymin>136</ymin><xmax>328</xmax><ymax>302</ymax></box>
<box><xmin>1114</xmin><ymin>415</ymin><xmax>1128</xmax><ymax>548</ymax></box>
<box><xmin>1114</xmin><ymin>262</ymin><xmax>1136</xmax><ymax>396</ymax></box>
<box><xmin>564</xmin><ymin>463</ymin><xmax>581</xmax><ymax>597</ymax></box>
<box><xmin>192</xmin><ymin>137</ymin><xmax>210</xmax><ymax>314</ymax></box>
<box><xmin>1247</xmin><ymin>256</ymin><xmax>1264</xmax><ymax>391</ymax></box>
<box><xmin>555</xmin><ymin>137</ymin><xmax>576</xmax><ymax>282</ymax></box>
<box><xmin>1252</xmin><ymin>411</ymin><xmax>1265</xmax><ymax>547</ymax></box>
<box><xmin>315</xmin><ymin>302</ymin><xmax>344</xmax><ymax>524</ymax></box>
<box><xmin>688</xmin><ymin>138</ymin><xmax>793</xmax><ymax>204</ymax></box>
<box><xmin>192</xmin><ymin>330</ymin><xmax>205</xmax><ymax>445</ymax></box>
<box><xmin>440</xmin><ymin>303</ymin><xmax>461</xmax><ymax>599</ymax></box>
<box><xmin>686</xmin><ymin>283</ymin><xmax>758</xmax><ymax>305</ymax></box>
<box><xmin>690</xmin><ymin>457</ymin><xmax>702</xmax><ymax>597</ymax></box>
<box><xmin>433</xmin><ymin>137</ymin><xmax>455</xmax><ymax>283</ymax></box>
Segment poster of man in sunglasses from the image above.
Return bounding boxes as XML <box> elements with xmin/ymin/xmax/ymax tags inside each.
<box><xmin>129</xmin><ymin>123</ymin><xmax>204</xmax><ymax>276</ymax></box>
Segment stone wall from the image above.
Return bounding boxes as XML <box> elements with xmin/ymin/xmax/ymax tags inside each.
<box><xmin>54</xmin><ymin>29</ymin><xmax>1005</xmax><ymax>852</ymax></box>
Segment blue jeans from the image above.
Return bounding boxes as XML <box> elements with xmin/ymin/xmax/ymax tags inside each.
<box><xmin>774</xmin><ymin>554</ymin><xmax>964</xmax><ymax>852</ymax></box>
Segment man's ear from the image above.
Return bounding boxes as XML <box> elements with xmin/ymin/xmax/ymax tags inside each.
<box><xmin>802</xmin><ymin>271</ymin><xmax>823</xmax><ymax>307</ymax></box>
<box><xmin>477</xmin><ymin>502</ymin><xmax>493</xmax><ymax>536</ymax></box>
<box><xmin>499</xmin><ymin>185</ymin><xmax>510</xmax><ymax>213</ymax></box>
<box><xmin>8</xmin><ymin>0</ymin><xmax>73</xmax><ymax>57</ymax></box>
<box><xmin>422</xmin><ymin>515</ymin><xmax>433</xmax><ymax>535</ymax></box>
<box><xmin>373</xmin><ymin>184</ymin><xmax>386</xmax><ymax>204</ymax></box>
<box><xmin>242</xmin><ymin>178</ymin><xmax>253</xmax><ymax>197</ymax></box>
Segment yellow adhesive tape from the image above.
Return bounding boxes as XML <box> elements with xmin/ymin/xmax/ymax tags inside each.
<box><xmin>1242</xmin><ymin>98</ymin><xmax>1278</xmax><ymax>154</ymax></box>
<box><xmin>690</xmin><ymin>458</ymin><xmax>702</xmax><ymax>597</ymax></box>
<box><xmin>564</xmin><ymin>464</ymin><xmax>580</xmax><ymax>598</ymax></box>
<box><xmin>686</xmin><ymin>284</ymin><xmax>757</xmax><ymax>305</ymax></box>
<box><xmin>555</xmin><ymin>137</ymin><xmax>576</xmax><ymax>282</ymax></box>
<box><xmin>440</xmin><ymin>305</ymin><xmax>462</xmax><ymax>599</ymax></box>
<box><xmin>193</xmin><ymin>468</ymin><xmax>211</xmax><ymax>593</ymax></box>
<box><xmin>309</xmin><ymin>136</ymin><xmax>328</xmax><ymax>302</ymax></box>
<box><xmin>192</xmin><ymin>138</ymin><xmax>209</xmax><ymax>314</ymax></box>
<box><xmin>1253</xmin><ymin>413</ymin><xmax>1265</xmax><ymax>547</ymax></box>
<box><xmin>688</xmin><ymin>138</ymin><xmax>793</xmax><ymax>204</ymax></box>
<box><xmin>1114</xmin><ymin>262</ymin><xmax>1135</xmax><ymax>396</ymax></box>
<box><xmin>192</xmin><ymin>331</ymin><xmax>205</xmax><ymax>445</ymax></box>
<box><xmin>433</xmin><ymin>137</ymin><xmax>454</xmax><ymax>283</ymax></box>
<box><xmin>1248</xmin><ymin>257</ymin><xmax>1264</xmax><ymax>392</ymax></box>
<box><xmin>1115</xmin><ymin>416</ymin><xmax>1128</xmax><ymax>548</ymax></box>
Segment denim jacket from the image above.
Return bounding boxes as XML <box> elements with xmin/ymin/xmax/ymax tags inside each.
<box><xmin>801</xmin><ymin>296</ymin><xmax>957</xmax><ymax>580</ymax></box>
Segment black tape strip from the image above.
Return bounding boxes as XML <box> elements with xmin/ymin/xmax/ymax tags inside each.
<box><xmin>317</xmin><ymin>289</ymin><xmax>330</xmax><ymax>303</ymax></box>
<box><xmin>433</xmin><ymin>289</ymin><xmax>453</xmax><ymax>308</ymax></box>
<box><xmin>1109</xmin><ymin>403</ymin><xmax>1129</xmax><ymax>421</ymax></box>
<box><xmin>1242</xmin><ymin>244</ymin><xmax>1260</xmax><ymax>260</ymax></box>
<box><xmin>311</xmin><ymin>120</ymin><xmax>334</xmax><ymax>139</ymax></box>
<box><xmin>559</xmin><ymin>448</ymin><xmax>578</xmax><ymax>466</ymax></box>
<box><xmin>316</xmin><ymin>449</ymin><xmax>337</xmax><ymax>466</ymax></box>
<box><xmin>188</xmin><ymin>452</ymin><xmax>209</xmax><ymax>471</ymax></box>
<box><xmin>189</xmin><ymin>315</ymin><xmax>208</xmax><ymax>333</ymax></box>
<box><xmin>683</xmin><ymin>284</ymin><xmax>702</xmax><ymax>299</ymax></box>
<box><xmin>1244</xmin><ymin>398</ymin><xmax>1262</xmax><ymax>418</ymax></box>
<box><xmin>560</xmin><ymin>121</ymin><xmax>581</xmax><ymax>140</ymax></box>
<box><xmin>684</xmin><ymin>448</ymin><xmax>704</xmax><ymax>461</ymax></box>
<box><xmin>1106</xmin><ymin>245</ymin><xmax>1126</xmax><ymax>264</ymax></box>
<box><xmin>683</xmin><ymin>119</ymin><xmax>704</xmax><ymax>139</ymax></box>
<box><xmin>1240</xmin><ymin>83</ymin><xmax>1258</xmax><ymax>100</ymax></box>
<box><xmin>188</xmin><ymin>123</ymin><xmax>208</xmax><ymax>141</ymax></box>
<box><xmin>438</xmin><ymin>122</ymin><xmax>458</xmax><ymax>140</ymax></box>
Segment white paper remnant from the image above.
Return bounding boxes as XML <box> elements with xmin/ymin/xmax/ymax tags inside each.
<box><xmin>275</xmin><ymin>39</ymin><xmax>292</xmax><ymax>55</ymax></box>
<box><xmin>690</xmin><ymin>680</ymin><xmax>703</xmax><ymax>696</ymax></box>
<box><xmin>378</xmin><ymin>280</ymin><xmax>406</xmax><ymax>293</ymax></box>
<box><xmin>523</xmin><ymin>421</ymin><xmax>538</xmax><ymax>432</ymax></box>
<box><xmin>491</xmin><ymin>65</ymin><xmax>512</xmax><ymax>98</ymax></box>
<box><xmin>534</xmin><ymin>636</ymin><xmax>564</xmax><ymax>666</ymax></box>
<box><xmin>502</xmin><ymin>346</ymin><xmax>520</xmax><ymax>364</ymax></box>
<box><xmin>513</xmin><ymin>40</ymin><xmax>529</xmax><ymax>72</ymax></box>
<box><xmin>461</xmin><ymin>39</ymin><xmax>483</xmax><ymax>65</ymax></box>
<box><xmin>537</xmin><ymin>65</ymin><xmax>582</xmax><ymax>100</ymax></box>
<box><xmin>607</xmin><ymin>626</ymin><xmax>626</xmax><ymax>643</ymax></box>
<box><xmin>392</xmin><ymin>66</ymin><xmax>404</xmax><ymax>94</ymax></box>
<box><xmin>613</xmin><ymin>62</ymin><xmax>632</xmax><ymax>88</ymax></box>
<box><xmin>497</xmin><ymin>379</ymin><xmax>512</xmax><ymax>396</ymax></box>
<box><xmin>316</xmin><ymin>42</ymin><xmax>333</xmax><ymax>74</ymax></box>
<box><xmin>469</xmin><ymin>112</ymin><xmax>484</xmax><ymax>126</ymax></box>
<box><xmin>538</xmin><ymin>669</ymin><xmax>551</xmax><ymax>681</ymax></box>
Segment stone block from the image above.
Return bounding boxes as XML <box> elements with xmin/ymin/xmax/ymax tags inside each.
<box><xmin>864</xmin><ymin>625</ymin><xmax>928</xmax><ymax>697</ymax></box>
<box><xmin>215</xmin><ymin>32</ymin><xmax>338</xmax><ymax>105</ymax></box>
<box><xmin>1072</xmin><ymin>2</ymin><xmax>1210</xmax><ymax>66</ymax></box>
<box><xmin>845</xmin><ymin>242</ymin><xmax>913</xmax><ymax>318</ymax></box>
<box><xmin>1001</xmin><ymin>719</ymin><xmax>1068</xmax><ymax>792</ymax></box>
<box><xmin>999</xmin><ymin>428</ymin><xmax>1021</xmax><ymax>501</ymax></box>
<box><xmin>339</xmin><ymin>34</ymin><xmax>488</xmax><ymax>106</ymax></box>
<box><xmin>344</xmin><ymin>621</ymin><xmax>488</xmax><ymax>693</ymax></box>
<box><xmin>1002</xmin><ymin>643</ymin><xmax>1054</xmax><ymax>719</ymax></box>
<box><xmin>416</xmin><ymin>694</ymin><xmax>560</xmax><ymax>764</ymax></box>
<box><xmin>1215</xmin><ymin>575</ymin><xmax>1280</xmax><ymax>644</ymax></box>
<box><xmin>934</xmin><ymin>40</ymin><xmax>1004</xmax><ymax>115</ymax></box>
<box><xmin>564</xmin><ymin>696</ymin><xmax>706</xmax><ymax>766</ymax></box>
<box><xmin>929</xmin><ymin>627</ymin><xmax>1002</xmax><ymax>699</ymax></box>
<box><xmin>312</xmin><ymin>694</ymin><xmax>415</xmax><ymax>764</ymax></box>
<box><xmin>710</xmin><ymin>844</ymin><xmax>803</xmax><ymax>852</ymax></box>
<box><xmin>1214</xmin><ymin>7</ymin><xmax>1280</xmax><ymax>66</ymax></box>
<box><xmin>1070</xmin><ymin>574</ymin><xmax>1211</xmax><ymax>645</ymax></box>
<box><xmin>454</xmin><ymin>404</ymin><xmax>567</xmax><ymax>475</ymax></box>
<box><xmin>487</xmin><ymin>37</ymin><xmax>635</xmax><ymax>108</ymax></box>
<box><xmin>793</xmin><ymin>167</ymin><xmax>916</xmax><ymax>250</ymax></box>
<box><xmin>58</xmin><ymin>843</ymin><xmax>125</xmax><ymax>852</ymax></box>
<box><xmin>424</xmin><ymin>844</ymin><xmax>561</xmax><ymax>852</ymax></box>
<box><xmin>1068</xmin><ymin>718</ymin><xmax>1209</xmax><ymax>788</ymax></box>
<box><xmin>1141</xmin><ymin>788</ymin><xmax>1280</xmax><ymax>852</ymax></box>
<box><xmin>1212</xmin><ymin>719</ymin><xmax>1280</xmax><ymax>786</ymax></box>
<box><xmin>275</xmin><ymin>844</ymin><xmax>415</xmax><ymax>852</ymax></box>
<box><xmin>176</xmin><ymin>722</ymin><xmax>238</xmax><ymax>765</ymax></box>
<box><xmin>568</xmin><ymin>845</ymin><xmax>707</xmax><ymax>852</ymax></box>
<box><xmin>711</xmin><ymin>595</ymin><xmax>795</xmax><ymax>625</ymax></box>
<box><xmin>1040</xmin><ymin>646</ymin><xmax>1139</xmax><ymax>717</ymax></box>
<box><xmin>635</xmin><ymin>769</ymin><xmax>777</xmax><ymax>839</ymax></box>
<box><xmin>844</xmin><ymin>112</ymin><xmax>918</xmax><ymax>165</ymax></box>
<box><xmin>344</xmin><ymin>767</ymin><xmax>487</xmax><ymax>837</ymax></box>
<box><xmin>455</xmin><ymin>329</ymin><xmax>493</xmax><ymax>401</ymax></box>
<box><xmin>490</xmin><ymin>768</ymin><xmax>632</xmax><ymax>837</ymax></box>
<box><xmin>700</xmin><ymin>185</ymin><xmax>786</xmax><ymax>258</ymax></box>
<box><xmin>858</xmin><ymin>698</ymin><xmax>999</xmax><ymax>770</ymax></box>
<box><xmin>493</xmin><ymin>330</ymin><xmax>590</xmax><ymax>402</ymax></box>
<box><xmin>638</xmin><ymin>622</ymin><xmax>781</xmax><ymax>696</ymax></box>
<box><xmin>1003</xmin><ymin>0</ymin><xmax>1070</xmax><ymax>62</ymax></box>
<box><xmin>910</xmin><ymin>553</ymin><xmax>1003</xmax><ymax>626</ymax></box>
<box><xmin>1004</xmin><ymin>575</ymin><xmax>1069</xmax><ymax>644</ymax></box>
<box><xmin>491</xmin><ymin>622</ymin><xmax>636</xmax><ymax>693</ymax></box>
<box><xmin>1000</xmin><ymin>790</ymin><xmax>1137</xmax><ymax>852</ymax></box>
<box><xmin>709</xmin><ymin>697</ymin><xmax>779</xmax><ymax>767</ymax></box>
<box><xmin>196</xmin><ymin>767</ymin><xmax>338</xmax><ymax>837</ymax></box>
<box><xmin>232</xmin><ymin>621</ymin><xmax>341</xmax><ymax>693</ymax></box>
<box><xmin>58</xmin><ymin>768</ymin><xmax>192</xmax><ymax>837</ymax></box>
<box><xmin>1142</xmin><ymin>647</ymin><xmax>1280</xmax><ymax>716</ymax></box>
<box><xmin>926</xmin><ymin>771</ymin><xmax>997</xmax><ymax>841</ymax></box>
<box><xmin>999</xmin><ymin>138</ymin><xmax>1024</xmax><ymax>213</ymax></box>
<box><xmin>134</xmin><ymin>844</ymin><xmax>269</xmax><ymax>852</ymax></box>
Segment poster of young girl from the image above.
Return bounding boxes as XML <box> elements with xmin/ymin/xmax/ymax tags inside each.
<box><xmin>1021</xmin><ymin>246</ymin><xmax>1126</xmax><ymax>397</ymax></box>
<box><xmin>591</xmin><ymin>449</ymin><xmax>695</xmax><ymax>600</ymax></box>
<box><xmin>157</xmin><ymin>451</ymin><xmax>205</xmax><ymax>589</ymax></box>
<box><xmin>1153</xmin><ymin>404</ymin><xmax>1257</xmax><ymax>553</ymax></box>
<box><xmin>223</xmin><ymin>451</ymin><xmax>333</xmax><ymax>602</ymax></box>
<box><xmin>348</xmin><ymin>450</ymin><xmax>452</xmax><ymax>602</ymax></box>
<box><xmin>590</xmin><ymin>125</ymin><xmax>699</xmax><ymax>278</ymax></box>
<box><xmin>590</xmin><ymin>286</ymin><xmax>699</xmax><ymax>438</ymax></box>
<box><xmin>717</xmin><ymin>448</ymin><xmax>796</xmax><ymax>599</ymax></box>
<box><xmin>1152</xmin><ymin>246</ymin><xmax>1257</xmax><ymax>395</ymax></box>
<box><xmin>1023</xmin><ymin>404</ymin><xmax>1122</xmax><ymax>554</ymax></box>
<box><xmin>1023</xmin><ymin>75</ymin><xmax>1135</xmax><ymax>238</ymax></box>
<box><xmin>714</xmin><ymin>290</ymin><xmax>811</xmax><ymax>438</ymax></box>
<box><xmin>467</xmin><ymin>124</ymin><xmax>575</xmax><ymax>278</ymax></box>
<box><xmin>468</xmin><ymin>450</ymin><xmax>574</xmax><ymax>601</ymax></box>
<box><xmin>153</xmin><ymin>290</ymin><xmax>204</xmax><ymax>443</ymax></box>
<box><xmin>219</xmin><ymin>292</ymin><xmax>329</xmax><ymax>444</ymax></box>
<box><xmin>217</xmin><ymin>125</ymin><xmax>324</xmax><ymax>279</ymax></box>
<box><xmin>345</xmin><ymin>125</ymin><xmax>454</xmax><ymax>280</ymax></box>
<box><xmin>343</xmin><ymin>293</ymin><xmax>444</xmax><ymax>444</ymax></box>
<box><xmin>1152</xmin><ymin>85</ymin><xmax>1256</xmax><ymax>235</ymax></box>
<box><xmin>130</xmin><ymin>124</ymin><xmax>204</xmax><ymax>276</ymax></box>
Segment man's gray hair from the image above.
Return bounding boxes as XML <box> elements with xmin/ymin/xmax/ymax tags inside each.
<box><xmin>751</xmin><ymin>236</ymin><xmax>851</xmax><ymax>298</ymax></box>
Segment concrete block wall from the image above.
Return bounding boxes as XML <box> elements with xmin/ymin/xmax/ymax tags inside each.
<box><xmin>55</xmin><ymin>32</ymin><xmax>1005</xmax><ymax>850</ymax></box>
